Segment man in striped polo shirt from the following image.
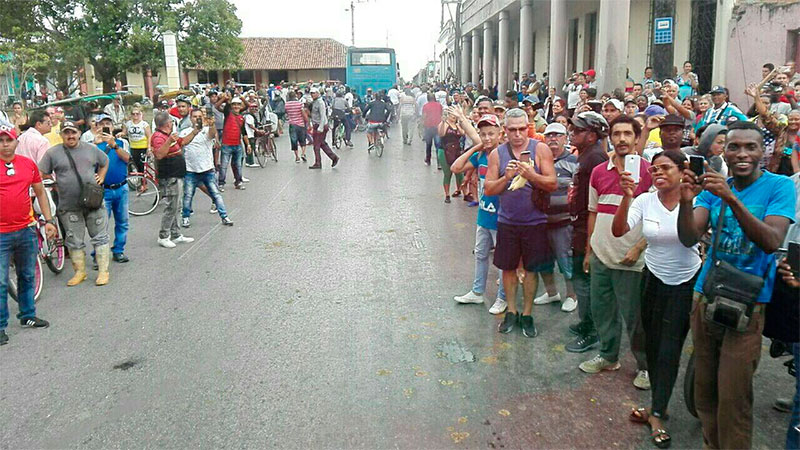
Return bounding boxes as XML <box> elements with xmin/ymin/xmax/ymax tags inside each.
<box><xmin>284</xmin><ymin>91</ymin><xmax>309</xmax><ymax>163</ymax></box>
<box><xmin>532</xmin><ymin>122</ymin><xmax>579</xmax><ymax>312</ymax></box>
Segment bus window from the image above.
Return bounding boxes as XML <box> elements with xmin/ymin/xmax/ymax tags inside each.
<box><xmin>351</xmin><ymin>52</ymin><xmax>392</xmax><ymax>66</ymax></box>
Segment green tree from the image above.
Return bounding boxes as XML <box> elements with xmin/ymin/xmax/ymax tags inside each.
<box><xmin>0</xmin><ymin>28</ymin><xmax>51</xmax><ymax>106</ymax></box>
<box><xmin>0</xmin><ymin>0</ymin><xmax>243</xmax><ymax>93</ymax></box>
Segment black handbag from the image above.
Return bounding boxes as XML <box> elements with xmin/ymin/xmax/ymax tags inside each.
<box><xmin>702</xmin><ymin>200</ymin><xmax>766</xmax><ymax>332</ymax></box>
<box><xmin>64</xmin><ymin>148</ymin><xmax>105</xmax><ymax>210</ymax></box>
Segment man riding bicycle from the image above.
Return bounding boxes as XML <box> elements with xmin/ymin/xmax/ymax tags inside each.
<box><xmin>362</xmin><ymin>92</ymin><xmax>391</xmax><ymax>150</ymax></box>
<box><xmin>332</xmin><ymin>91</ymin><xmax>353</xmax><ymax>148</ymax></box>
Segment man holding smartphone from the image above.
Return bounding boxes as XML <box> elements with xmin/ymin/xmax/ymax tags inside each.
<box><xmin>94</xmin><ymin>114</ymin><xmax>131</xmax><ymax>265</ymax></box>
<box><xmin>579</xmin><ymin>115</ymin><xmax>652</xmax><ymax>391</ymax></box>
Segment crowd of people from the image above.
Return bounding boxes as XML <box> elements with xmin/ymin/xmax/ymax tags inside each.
<box><xmin>1</xmin><ymin>59</ymin><xmax>800</xmax><ymax>449</ymax></box>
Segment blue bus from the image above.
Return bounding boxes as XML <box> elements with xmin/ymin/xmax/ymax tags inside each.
<box><xmin>346</xmin><ymin>47</ymin><xmax>398</xmax><ymax>97</ymax></box>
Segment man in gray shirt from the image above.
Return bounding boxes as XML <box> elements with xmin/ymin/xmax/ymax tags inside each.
<box><xmin>38</xmin><ymin>121</ymin><xmax>111</xmax><ymax>286</ymax></box>
<box><xmin>308</xmin><ymin>87</ymin><xmax>339</xmax><ymax>170</ymax></box>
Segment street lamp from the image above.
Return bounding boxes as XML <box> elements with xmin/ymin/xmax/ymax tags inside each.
<box><xmin>344</xmin><ymin>0</ymin><xmax>372</xmax><ymax>47</ymax></box>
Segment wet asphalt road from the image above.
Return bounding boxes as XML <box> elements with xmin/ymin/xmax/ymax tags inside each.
<box><xmin>0</xmin><ymin>128</ymin><xmax>792</xmax><ymax>449</ymax></box>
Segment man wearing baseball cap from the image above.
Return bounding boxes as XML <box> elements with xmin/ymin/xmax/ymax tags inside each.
<box><xmin>532</xmin><ymin>122</ymin><xmax>579</xmax><ymax>312</ymax></box>
<box><xmin>697</xmin><ymin>85</ymin><xmax>747</xmax><ymax>129</ymax></box>
<box><xmin>642</xmin><ymin>114</ymin><xmax>685</xmax><ymax>162</ymax></box>
<box><xmin>39</xmin><ymin>120</ymin><xmax>112</xmax><ymax>286</ymax></box>
<box><xmin>211</xmin><ymin>92</ymin><xmax>252</xmax><ymax>189</ymax></box>
<box><xmin>0</xmin><ymin>122</ymin><xmax>55</xmax><ymax>344</ymax></box>
<box><xmin>450</xmin><ymin>114</ymin><xmax>507</xmax><ymax>314</ymax></box>
<box><xmin>521</xmin><ymin>95</ymin><xmax>547</xmax><ymax>134</ymax></box>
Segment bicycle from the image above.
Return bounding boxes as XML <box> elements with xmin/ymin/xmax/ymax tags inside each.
<box><xmin>368</xmin><ymin>123</ymin><xmax>387</xmax><ymax>158</ymax></box>
<box><xmin>127</xmin><ymin>153</ymin><xmax>160</xmax><ymax>216</ymax></box>
<box><xmin>331</xmin><ymin>118</ymin><xmax>346</xmax><ymax>149</ymax></box>
<box><xmin>36</xmin><ymin>180</ymin><xmax>65</xmax><ymax>274</ymax></box>
<box><xmin>254</xmin><ymin>122</ymin><xmax>278</xmax><ymax>167</ymax></box>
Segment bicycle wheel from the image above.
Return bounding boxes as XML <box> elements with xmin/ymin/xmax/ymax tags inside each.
<box><xmin>684</xmin><ymin>352</ymin><xmax>698</xmax><ymax>418</ymax></box>
<box><xmin>268</xmin><ymin>137</ymin><xmax>278</xmax><ymax>162</ymax></box>
<box><xmin>376</xmin><ymin>135</ymin><xmax>384</xmax><ymax>157</ymax></box>
<box><xmin>127</xmin><ymin>175</ymin><xmax>160</xmax><ymax>216</ymax></box>
<box><xmin>256</xmin><ymin>138</ymin><xmax>268</xmax><ymax>167</ymax></box>
<box><xmin>8</xmin><ymin>257</ymin><xmax>42</xmax><ymax>303</ymax></box>
<box><xmin>333</xmin><ymin>125</ymin><xmax>341</xmax><ymax>149</ymax></box>
<box><xmin>43</xmin><ymin>218</ymin><xmax>65</xmax><ymax>274</ymax></box>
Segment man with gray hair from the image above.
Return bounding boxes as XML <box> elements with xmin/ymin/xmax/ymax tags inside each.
<box><xmin>150</xmin><ymin>111</ymin><xmax>195</xmax><ymax>248</ymax></box>
<box><xmin>484</xmin><ymin>108</ymin><xmax>557</xmax><ymax>338</ymax></box>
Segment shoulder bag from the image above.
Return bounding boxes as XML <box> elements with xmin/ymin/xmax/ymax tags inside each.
<box><xmin>64</xmin><ymin>148</ymin><xmax>105</xmax><ymax>210</ymax></box>
<box><xmin>702</xmin><ymin>199</ymin><xmax>767</xmax><ymax>332</ymax></box>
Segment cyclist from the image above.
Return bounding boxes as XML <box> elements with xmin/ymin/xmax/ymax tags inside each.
<box><xmin>332</xmin><ymin>91</ymin><xmax>352</xmax><ymax>148</ymax></box>
<box><xmin>363</xmin><ymin>91</ymin><xmax>392</xmax><ymax>150</ymax></box>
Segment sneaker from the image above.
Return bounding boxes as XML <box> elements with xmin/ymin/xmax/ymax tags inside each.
<box><xmin>566</xmin><ymin>334</ymin><xmax>598</xmax><ymax>353</ymax></box>
<box><xmin>561</xmin><ymin>296</ymin><xmax>578</xmax><ymax>312</ymax></box>
<box><xmin>172</xmin><ymin>235</ymin><xmax>195</xmax><ymax>244</ymax></box>
<box><xmin>568</xmin><ymin>322</ymin><xmax>583</xmax><ymax>336</ymax></box>
<box><xmin>112</xmin><ymin>253</ymin><xmax>130</xmax><ymax>263</ymax></box>
<box><xmin>498</xmin><ymin>311</ymin><xmax>517</xmax><ymax>334</ymax></box>
<box><xmin>245</xmin><ymin>163</ymin><xmax>259</xmax><ymax>168</ymax></box>
<box><xmin>454</xmin><ymin>291</ymin><xmax>485</xmax><ymax>304</ymax></box>
<box><xmin>579</xmin><ymin>355</ymin><xmax>621</xmax><ymax>374</ymax></box>
<box><xmin>241</xmin><ymin>177</ymin><xmax>250</xmax><ymax>183</ymax></box>
<box><xmin>467</xmin><ymin>201</ymin><xmax>478</xmax><ymax>207</ymax></box>
<box><xmin>20</xmin><ymin>317</ymin><xmax>49</xmax><ymax>328</ymax></box>
<box><xmin>221</xmin><ymin>217</ymin><xmax>234</xmax><ymax>226</ymax></box>
<box><xmin>218</xmin><ymin>186</ymin><xmax>225</xmax><ymax>192</ymax></box>
<box><xmin>235</xmin><ymin>183</ymin><xmax>246</xmax><ymax>190</ymax></box>
<box><xmin>489</xmin><ymin>298</ymin><xmax>508</xmax><ymax>315</ymax></box>
<box><xmin>520</xmin><ymin>315</ymin><xmax>538</xmax><ymax>338</ymax></box>
<box><xmin>158</xmin><ymin>238</ymin><xmax>176</xmax><ymax>248</ymax></box>
<box><xmin>210</xmin><ymin>206</ymin><xmax>218</xmax><ymax>214</ymax></box>
<box><xmin>444</xmin><ymin>196</ymin><xmax>451</xmax><ymax>204</ymax></box>
<box><xmin>0</xmin><ymin>330</ymin><xmax>7</xmax><ymax>345</ymax></box>
<box><xmin>181</xmin><ymin>217</ymin><xmax>191</xmax><ymax>228</ymax></box>
<box><xmin>534</xmin><ymin>292</ymin><xmax>561</xmax><ymax>305</ymax></box>
<box><xmin>633</xmin><ymin>370</ymin><xmax>651</xmax><ymax>390</ymax></box>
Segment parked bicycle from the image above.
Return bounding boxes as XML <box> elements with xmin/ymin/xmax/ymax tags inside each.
<box><xmin>127</xmin><ymin>153</ymin><xmax>160</xmax><ymax>216</ymax></box>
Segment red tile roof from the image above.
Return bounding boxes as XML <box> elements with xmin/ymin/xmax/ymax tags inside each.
<box><xmin>239</xmin><ymin>38</ymin><xmax>347</xmax><ymax>70</ymax></box>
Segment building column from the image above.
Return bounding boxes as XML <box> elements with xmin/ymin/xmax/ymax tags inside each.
<box><xmin>483</xmin><ymin>22</ymin><xmax>494</xmax><ymax>90</ymax></box>
<box><xmin>596</xmin><ymin>0</ymin><xmax>630</xmax><ymax>95</ymax></box>
<box><xmin>497</xmin><ymin>11</ymin><xmax>510</xmax><ymax>96</ymax></box>
<box><xmin>471</xmin><ymin>31</ymin><xmax>481</xmax><ymax>85</ymax></box>
<box><xmin>461</xmin><ymin>35</ymin><xmax>471</xmax><ymax>83</ymax></box>
<box><xmin>520</xmin><ymin>0</ymin><xmax>534</xmax><ymax>78</ymax></box>
<box><xmin>712</xmin><ymin>0</ymin><xmax>734</xmax><ymax>86</ymax></box>
<box><xmin>548</xmin><ymin>0</ymin><xmax>568</xmax><ymax>95</ymax></box>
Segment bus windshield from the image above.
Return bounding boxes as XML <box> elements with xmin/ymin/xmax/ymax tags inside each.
<box><xmin>350</xmin><ymin>52</ymin><xmax>392</xmax><ymax>66</ymax></box>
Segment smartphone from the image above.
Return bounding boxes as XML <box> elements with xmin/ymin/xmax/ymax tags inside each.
<box><xmin>196</xmin><ymin>118</ymin><xmax>203</xmax><ymax>129</ymax></box>
<box><xmin>102</xmin><ymin>126</ymin><xmax>111</xmax><ymax>135</ymax></box>
<box><xmin>789</xmin><ymin>242</ymin><xmax>800</xmax><ymax>277</ymax></box>
<box><xmin>689</xmin><ymin>155</ymin><xmax>705</xmax><ymax>176</ymax></box>
<box><xmin>624</xmin><ymin>154</ymin><xmax>641</xmax><ymax>183</ymax></box>
<box><xmin>519</xmin><ymin>151</ymin><xmax>531</xmax><ymax>163</ymax></box>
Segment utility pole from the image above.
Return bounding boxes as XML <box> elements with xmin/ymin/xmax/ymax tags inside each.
<box><xmin>345</xmin><ymin>0</ymin><xmax>371</xmax><ymax>47</ymax></box>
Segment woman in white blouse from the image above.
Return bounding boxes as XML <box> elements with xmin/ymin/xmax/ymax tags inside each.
<box><xmin>612</xmin><ymin>149</ymin><xmax>702</xmax><ymax>448</ymax></box>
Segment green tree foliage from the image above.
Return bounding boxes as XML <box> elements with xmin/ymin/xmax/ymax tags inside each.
<box><xmin>0</xmin><ymin>0</ymin><xmax>243</xmax><ymax>93</ymax></box>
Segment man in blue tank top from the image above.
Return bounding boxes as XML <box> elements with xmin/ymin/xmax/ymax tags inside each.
<box><xmin>485</xmin><ymin>108</ymin><xmax>557</xmax><ymax>337</ymax></box>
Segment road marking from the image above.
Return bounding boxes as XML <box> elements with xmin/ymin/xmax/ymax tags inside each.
<box><xmin>177</xmin><ymin>175</ymin><xmax>295</xmax><ymax>260</ymax></box>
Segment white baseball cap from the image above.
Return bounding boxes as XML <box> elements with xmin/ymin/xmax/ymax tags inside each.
<box><xmin>544</xmin><ymin>122</ymin><xmax>567</xmax><ymax>135</ymax></box>
<box><xmin>230</xmin><ymin>97</ymin><xmax>243</xmax><ymax>104</ymax></box>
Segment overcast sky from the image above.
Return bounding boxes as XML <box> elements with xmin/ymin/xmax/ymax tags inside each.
<box><xmin>232</xmin><ymin>0</ymin><xmax>443</xmax><ymax>80</ymax></box>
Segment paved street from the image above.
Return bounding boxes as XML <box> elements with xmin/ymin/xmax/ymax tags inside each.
<box><xmin>0</xmin><ymin>130</ymin><xmax>792</xmax><ymax>449</ymax></box>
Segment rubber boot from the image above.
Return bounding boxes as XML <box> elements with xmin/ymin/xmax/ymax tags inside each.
<box><xmin>67</xmin><ymin>250</ymin><xmax>87</xmax><ymax>286</ymax></box>
<box><xmin>95</xmin><ymin>244</ymin><xmax>110</xmax><ymax>286</ymax></box>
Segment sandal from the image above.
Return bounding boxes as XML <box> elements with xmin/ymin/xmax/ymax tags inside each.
<box><xmin>650</xmin><ymin>429</ymin><xmax>671</xmax><ymax>449</ymax></box>
<box><xmin>452</xmin><ymin>191</ymin><xmax>461</xmax><ymax>197</ymax></box>
<box><xmin>629</xmin><ymin>408</ymin><xmax>649</xmax><ymax>424</ymax></box>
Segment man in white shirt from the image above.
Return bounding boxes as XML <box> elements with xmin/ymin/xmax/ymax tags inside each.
<box><xmin>435</xmin><ymin>86</ymin><xmax>448</xmax><ymax>107</ymax></box>
<box><xmin>179</xmin><ymin>108</ymin><xmax>232</xmax><ymax>227</ymax></box>
<box><xmin>16</xmin><ymin>110</ymin><xmax>52</xmax><ymax>163</ymax></box>
<box><xmin>398</xmin><ymin>88</ymin><xmax>417</xmax><ymax>145</ymax></box>
<box><xmin>103</xmin><ymin>97</ymin><xmax>126</xmax><ymax>130</ymax></box>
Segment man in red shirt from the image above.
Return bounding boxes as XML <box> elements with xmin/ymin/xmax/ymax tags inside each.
<box><xmin>0</xmin><ymin>123</ymin><xmax>56</xmax><ymax>345</ymax></box>
<box><xmin>422</xmin><ymin>93</ymin><xmax>443</xmax><ymax>165</ymax></box>
<box><xmin>212</xmin><ymin>93</ymin><xmax>251</xmax><ymax>191</ymax></box>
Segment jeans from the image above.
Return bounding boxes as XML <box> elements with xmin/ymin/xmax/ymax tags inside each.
<box><xmin>219</xmin><ymin>144</ymin><xmax>243</xmax><ymax>186</ymax></box>
<box><xmin>788</xmin><ymin>343</ymin><xmax>800</xmax><ymax>450</ymax></box>
<box><xmin>641</xmin><ymin>267</ymin><xmax>696</xmax><ymax>418</ymax></box>
<box><xmin>344</xmin><ymin>114</ymin><xmax>354</xmax><ymax>142</ymax></box>
<box><xmin>289</xmin><ymin>124</ymin><xmax>307</xmax><ymax>151</ymax></box>
<box><xmin>589</xmin><ymin>254</ymin><xmax>647</xmax><ymax>369</ymax></box>
<box><xmin>401</xmin><ymin>115</ymin><xmax>414</xmax><ymax>143</ymax></box>
<box><xmin>183</xmin><ymin>170</ymin><xmax>227</xmax><ymax>219</ymax></box>
<box><xmin>423</xmin><ymin>126</ymin><xmax>438</xmax><ymax>163</ymax></box>
<box><xmin>0</xmin><ymin>227</ymin><xmax>38</xmax><ymax>330</ymax></box>
<box><xmin>692</xmin><ymin>294</ymin><xmax>765</xmax><ymax>449</ymax></box>
<box><xmin>472</xmin><ymin>225</ymin><xmax>505</xmax><ymax>300</ymax></box>
<box><xmin>104</xmin><ymin>184</ymin><xmax>129</xmax><ymax>255</ymax></box>
<box><xmin>571</xmin><ymin>252</ymin><xmax>595</xmax><ymax>336</ymax></box>
<box><xmin>159</xmin><ymin>177</ymin><xmax>182</xmax><ymax>240</ymax></box>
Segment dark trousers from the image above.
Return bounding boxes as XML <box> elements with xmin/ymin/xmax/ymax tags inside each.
<box><xmin>423</xmin><ymin>126</ymin><xmax>438</xmax><ymax>163</ymax></box>
<box><xmin>311</xmin><ymin>126</ymin><xmax>337</xmax><ymax>165</ymax></box>
<box><xmin>571</xmin><ymin>253</ymin><xmax>595</xmax><ymax>335</ymax></box>
<box><xmin>691</xmin><ymin>294</ymin><xmax>765</xmax><ymax>449</ymax></box>
<box><xmin>641</xmin><ymin>268</ymin><xmax>696</xmax><ymax>417</ymax></box>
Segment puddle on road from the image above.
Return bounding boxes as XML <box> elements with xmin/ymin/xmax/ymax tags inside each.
<box><xmin>436</xmin><ymin>340</ymin><xmax>475</xmax><ymax>363</ymax></box>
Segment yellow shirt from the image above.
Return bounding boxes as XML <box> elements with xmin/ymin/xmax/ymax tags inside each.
<box><xmin>44</xmin><ymin>122</ymin><xmax>62</xmax><ymax>147</ymax></box>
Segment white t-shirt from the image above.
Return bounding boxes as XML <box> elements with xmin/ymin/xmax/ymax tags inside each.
<box><xmin>626</xmin><ymin>191</ymin><xmax>701</xmax><ymax>285</ymax></box>
<box><xmin>244</xmin><ymin>114</ymin><xmax>256</xmax><ymax>139</ymax></box>
<box><xmin>179</xmin><ymin>127</ymin><xmax>214</xmax><ymax>173</ymax></box>
<box><xmin>387</xmin><ymin>88</ymin><xmax>400</xmax><ymax>105</ymax></box>
<box><xmin>435</xmin><ymin>90</ymin><xmax>448</xmax><ymax>107</ymax></box>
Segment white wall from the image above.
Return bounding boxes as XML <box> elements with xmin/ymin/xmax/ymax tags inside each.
<box><xmin>673</xmin><ymin>0</ymin><xmax>692</xmax><ymax>71</ymax></box>
<box><xmin>627</xmin><ymin>0</ymin><xmax>650</xmax><ymax>81</ymax></box>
